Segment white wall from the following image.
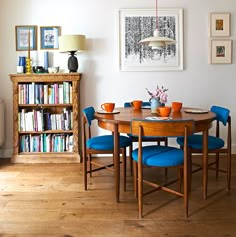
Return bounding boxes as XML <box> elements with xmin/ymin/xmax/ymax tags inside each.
<box><xmin>0</xmin><ymin>0</ymin><xmax>235</xmax><ymax>157</ymax></box>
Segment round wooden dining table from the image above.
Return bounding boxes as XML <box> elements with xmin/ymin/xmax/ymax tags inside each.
<box><xmin>95</xmin><ymin>107</ymin><xmax>216</xmax><ymax>202</ymax></box>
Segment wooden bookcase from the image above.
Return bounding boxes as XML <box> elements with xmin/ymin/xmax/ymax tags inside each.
<box><xmin>9</xmin><ymin>73</ymin><xmax>82</xmax><ymax>163</ymax></box>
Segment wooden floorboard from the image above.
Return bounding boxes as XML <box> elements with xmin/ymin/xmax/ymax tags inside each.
<box><xmin>0</xmin><ymin>156</ymin><xmax>235</xmax><ymax>236</ymax></box>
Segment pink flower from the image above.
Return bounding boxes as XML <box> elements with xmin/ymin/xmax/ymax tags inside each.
<box><xmin>146</xmin><ymin>85</ymin><xmax>168</xmax><ymax>104</ymax></box>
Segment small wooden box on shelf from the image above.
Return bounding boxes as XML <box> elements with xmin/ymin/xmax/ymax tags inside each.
<box><xmin>9</xmin><ymin>73</ymin><xmax>82</xmax><ymax>163</ymax></box>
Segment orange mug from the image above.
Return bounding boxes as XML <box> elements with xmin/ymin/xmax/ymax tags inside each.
<box><xmin>158</xmin><ymin>106</ymin><xmax>172</xmax><ymax>117</ymax></box>
<box><xmin>172</xmin><ymin>102</ymin><xmax>182</xmax><ymax>112</ymax></box>
<box><xmin>101</xmin><ymin>102</ymin><xmax>115</xmax><ymax>112</ymax></box>
<box><xmin>130</xmin><ymin>100</ymin><xmax>143</xmax><ymax>110</ymax></box>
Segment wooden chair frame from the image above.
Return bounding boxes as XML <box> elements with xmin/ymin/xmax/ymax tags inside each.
<box><xmin>189</xmin><ymin>115</ymin><xmax>231</xmax><ymax>191</ymax></box>
<box><xmin>131</xmin><ymin>119</ymin><xmax>195</xmax><ymax>218</ymax></box>
<box><xmin>82</xmin><ymin>112</ymin><xmax>129</xmax><ymax>192</ymax></box>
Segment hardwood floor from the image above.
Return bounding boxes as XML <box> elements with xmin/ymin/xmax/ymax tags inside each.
<box><xmin>0</xmin><ymin>156</ymin><xmax>235</xmax><ymax>237</ymax></box>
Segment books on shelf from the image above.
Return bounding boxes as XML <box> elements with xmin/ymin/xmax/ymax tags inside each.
<box><xmin>20</xmin><ymin>134</ymin><xmax>74</xmax><ymax>152</ymax></box>
<box><xmin>18</xmin><ymin>82</ymin><xmax>72</xmax><ymax>104</ymax></box>
<box><xmin>18</xmin><ymin>108</ymin><xmax>72</xmax><ymax>132</ymax></box>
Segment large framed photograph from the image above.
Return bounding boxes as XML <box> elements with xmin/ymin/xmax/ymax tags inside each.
<box><xmin>15</xmin><ymin>25</ymin><xmax>37</xmax><ymax>51</ymax></box>
<box><xmin>40</xmin><ymin>26</ymin><xmax>61</xmax><ymax>49</ymax></box>
<box><xmin>209</xmin><ymin>39</ymin><xmax>232</xmax><ymax>64</ymax></box>
<box><xmin>119</xmin><ymin>8</ymin><xmax>183</xmax><ymax>71</ymax></box>
<box><xmin>209</xmin><ymin>12</ymin><xmax>231</xmax><ymax>37</ymax></box>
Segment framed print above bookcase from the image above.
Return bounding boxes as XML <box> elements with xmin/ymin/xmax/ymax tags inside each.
<box><xmin>15</xmin><ymin>25</ymin><xmax>37</xmax><ymax>51</ymax></box>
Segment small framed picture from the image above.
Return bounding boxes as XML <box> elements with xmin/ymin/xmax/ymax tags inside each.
<box><xmin>209</xmin><ymin>12</ymin><xmax>231</xmax><ymax>37</ymax></box>
<box><xmin>15</xmin><ymin>25</ymin><xmax>37</xmax><ymax>51</ymax></box>
<box><xmin>40</xmin><ymin>26</ymin><xmax>61</xmax><ymax>50</ymax></box>
<box><xmin>209</xmin><ymin>39</ymin><xmax>232</xmax><ymax>64</ymax></box>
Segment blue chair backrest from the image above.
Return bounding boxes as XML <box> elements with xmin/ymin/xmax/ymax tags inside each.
<box><xmin>210</xmin><ymin>106</ymin><xmax>230</xmax><ymax>126</ymax></box>
<box><xmin>124</xmin><ymin>101</ymin><xmax>150</xmax><ymax>108</ymax></box>
<box><xmin>82</xmin><ymin>107</ymin><xmax>95</xmax><ymax>126</ymax></box>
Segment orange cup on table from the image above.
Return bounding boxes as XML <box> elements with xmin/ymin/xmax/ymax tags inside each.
<box><xmin>130</xmin><ymin>100</ymin><xmax>143</xmax><ymax>110</ymax></box>
<box><xmin>172</xmin><ymin>101</ymin><xmax>183</xmax><ymax>112</ymax></box>
<box><xmin>101</xmin><ymin>102</ymin><xmax>115</xmax><ymax>112</ymax></box>
<box><xmin>158</xmin><ymin>106</ymin><xmax>172</xmax><ymax>117</ymax></box>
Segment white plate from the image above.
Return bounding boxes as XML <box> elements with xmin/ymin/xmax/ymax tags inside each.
<box><xmin>145</xmin><ymin>116</ymin><xmax>172</xmax><ymax>121</ymax></box>
<box><xmin>184</xmin><ymin>109</ymin><xmax>208</xmax><ymax>114</ymax></box>
<box><xmin>96</xmin><ymin>109</ymin><xmax>120</xmax><ymax>114</ymax></box>
<box><xmin>141</xmin><ymin>105</ymin><xmax>151</xmax><ymax>109</ymax></box>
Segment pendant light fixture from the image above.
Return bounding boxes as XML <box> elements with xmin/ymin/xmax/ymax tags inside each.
<box><xmin>138</xmin><ymin>0</ymin><xmax>176</xmax><ymax>49</ymax></box>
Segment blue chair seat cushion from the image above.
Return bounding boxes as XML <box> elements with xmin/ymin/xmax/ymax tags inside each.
<box><xmin>177</xmin><ymin>135</ymin><xmax>225</xmax><ymax>150</ymax></box>
<box><xmin>87</xmin><ymin>135</ymin><xmax>132</xmax><ymax>150</ymax></box>
<box><xmin>132</xmin><ymin>146</ymin><xmax>184</xmax><ymax>167</ymax></box>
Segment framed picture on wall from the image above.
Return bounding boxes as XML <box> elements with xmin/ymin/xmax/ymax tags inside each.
<box><xmin>15</xmin><ymin>25</ymin><xmax>37</xmax><ymax>51</ymax></box>
<box><xmin>209</xmin><ymin>39</ymin><xmax>232</xmax><ymax>64</ymax></box>
<box><xmin>118</xmin><ymin>8</ymin><xmax>183</xmax><ymax>71</ymax></box>
<box><xmin>209</xmin><ymin>12</ymin><xmax>231</xmax><ymax>37</ymax></box>
<box><xmin>40</xmin><ymin>26</ymin><xmax>61</xmax><ymax>49</ymax></box>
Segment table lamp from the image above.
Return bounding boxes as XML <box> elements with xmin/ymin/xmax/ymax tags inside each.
<box><xmin>59</xmin><ymin>34</ymin><xmax>86</xmax><ymax>72</ymax></box>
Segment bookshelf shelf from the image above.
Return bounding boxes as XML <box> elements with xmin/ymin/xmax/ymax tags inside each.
<box><xmin>19</xmin><ymin>104</ymin><xmax>73</xmax><ymax>107</ymax></box>
<box><xmin>10</xmin><ymin>73</ymin><xmax>82</xmax><ymax>163</ymax></box>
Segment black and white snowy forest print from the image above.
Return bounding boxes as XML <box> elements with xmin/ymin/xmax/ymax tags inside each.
<box><xmin>119</xmin><ymin>9</ymin><xmax>183</xmax><ymax>71</ymax></box>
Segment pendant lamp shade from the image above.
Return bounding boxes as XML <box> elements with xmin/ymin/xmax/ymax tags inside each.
<box><xmin>139</xmin><ymin>29</ymin><xmax>176</xmax><ymax>49</ymax></box>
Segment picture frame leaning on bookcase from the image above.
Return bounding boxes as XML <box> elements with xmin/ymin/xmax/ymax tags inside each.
<box><xmin>9</xmin><ymin>73</ymin><xmax>82</xmax><ymax>163</ymax></box>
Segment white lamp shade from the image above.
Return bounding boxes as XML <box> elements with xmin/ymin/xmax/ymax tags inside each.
<box><xmin>59</xmin><ymin>34</ymin><xmax>86</xmax><ymax>52</ymax></box>
<box><xmin>139</xmin><ymin>30</ymin><xmax>176</xmax><ymax>49</ymax></box>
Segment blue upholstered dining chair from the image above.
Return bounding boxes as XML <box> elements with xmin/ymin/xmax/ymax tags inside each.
<box><xmin>130</xmin><ymin>119</ymin><xmax>195</xmax><ymax>218</ymax></box>
<box><xmin>82</xmin><ymin>106</ymin><xmax>132</xmax><ymax>192</ymax></box>
<box><xmin>176</xmin><ymin>105</ymin><xmax>231</xmax><ymax>192</ymax></box>
<box><xmin>124</xmin><ymin>101</ymin><xmax>168</xmax><ymax>175</ymax></box>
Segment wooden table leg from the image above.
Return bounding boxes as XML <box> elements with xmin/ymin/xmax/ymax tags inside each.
<box><xmin>203</xmin><ymin>129</ymin><xmax>209</xmax><ymax>200</ymax></box>
<box><xmin>113</xmin><ymin>123</ymin><xmax>120</xmax><ymax>203</ymax></box>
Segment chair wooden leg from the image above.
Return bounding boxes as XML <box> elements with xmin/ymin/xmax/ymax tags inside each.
<box><xmin>227</xmin><ymin>152</ymin><xmax>231</xmax><ymax>191</ymax></box>
<box><xmin>138</xmin><ymin>161</ymin><xmax>143</xmax><ymax>218</ymax></box>
<box><xmin>89</xmin><ymin>154</ymin><xmax>92</xmax><ymax>178</ymax></box>
<box><xmin>84</xmin><ymin>155</ymin><xmax>88</xmax><ymax>191</ymax></box>
<box><xmin>133</xmin><ymin>160</ymin><xmax>138</xmax><ymax>198</ymax></box>
<box><xmin>178</xmin><ymin>167</ymin><xmax>183</xmax><ymax>192</ymax></box>
<box><xmin>122</xmin><ymin>148</ymin><xmax>127</xmax><ymax>192</ymax></box>
<box><xmin>215</xmin><ymin>152</ymin><xmax>219</xmax><ymax>179</ymax></box>
<box><xmin>189</xmin><ymin>152</ymin><xmax>192</xmax><ymax>192</ymax></box>
<box><xmin>184</xmin><ymin>162</ymin><xmax>189</xmax><ymax>218</ymax></box>
<box><xmin>164</xmin><ymin>138</ymin><xmax>168</xmax><ymax>176</ymax></box>
<box><xmin>129</xmin><ymin>145</ymin><xmax>133</xmax><ymax>176</ymax></box>
<box><xmin>165</xmin><ymin>168</ymin><xmax>168</xmax><ymax>177</ymax></box>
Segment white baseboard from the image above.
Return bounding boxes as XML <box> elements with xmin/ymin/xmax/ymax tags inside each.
<box><xmin>0</xmin><ymin>148</ymin><xmax>13</xmax><ymax>158</ymax></box>
<box><xmin>0</xmin><ymin>145</ymin><xmax>236</xmax><ymax>159</ymax></box>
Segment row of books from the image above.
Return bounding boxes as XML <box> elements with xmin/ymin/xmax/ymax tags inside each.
<box><xmin>20</xmin><ymin>134</ymin><xmax>74</xmax><ymax>152</ymax></box>
<box><xmin>18</xmin><ymin>108</ymin><xmax>73</xmax><ymax>131</ymax></box>
<box><xmin>18</xmin><ymin>82</ymin><xmax>72</xmax><ymax>104</ymax></box>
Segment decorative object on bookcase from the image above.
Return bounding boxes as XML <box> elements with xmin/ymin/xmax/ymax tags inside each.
<box><xmin>59</xmin><ymin>34</ymin><xmax>86</xmax><ymax>72</ymax></box>
<box><xmin>10</xmin><ymin>73</ymin><xmax>82</xmax><ymax>163</ymax></box>
<box><xmin>48</xmin><ymin>67</ymin><xmax>60</xmax><ymax>73</ymax></box>
<box><xmin>26</xmin><ymin>30</ymin><xmax>32</xmax><ymax>74</ymax></box>
<box><xmin>44</xmin><ymin>51</ymin><xmax>49</xmax><ymax>72</ymax></box>
<box><xmin>25</xmin><ymin>58</ymin><xmax>32</xmax><ymax>74</ymax></box>
<box><xmin>18</xmin><ymin>56</ymin><xmax>26</xmax><ymax>73</ymax></box>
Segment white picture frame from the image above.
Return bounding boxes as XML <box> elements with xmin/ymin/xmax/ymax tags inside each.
<box><xmin>118</xmin><ymin>8</ymin><xmax>183</xmax><ymax>71</ymax></box>
<box><xmin>209</xmin><ymin>12</ymin><xmax>231</xmax><ymax>37</ymax></box>
<box><xmin>209</xmin><ymin>39</ymin><xmax>232</xmax><ymax>64</ymax></box>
